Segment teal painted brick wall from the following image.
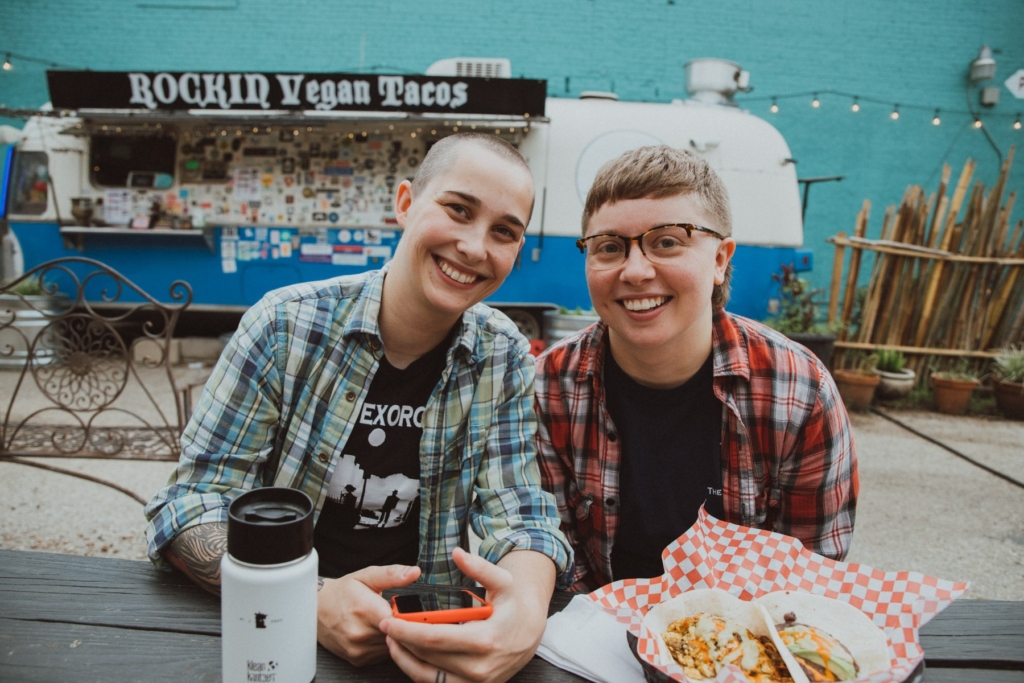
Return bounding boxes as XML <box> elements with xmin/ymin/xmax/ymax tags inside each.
<box><xmin>2</xmin><ymin>0</ymin><xmax>1023</xmax><ymax>293</ymax></box>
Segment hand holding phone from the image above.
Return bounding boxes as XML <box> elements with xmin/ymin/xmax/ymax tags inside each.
<box><xmin>390</xmin><ymin>589</ymin><xmax>493</xmax><ymax>624</ymax></box>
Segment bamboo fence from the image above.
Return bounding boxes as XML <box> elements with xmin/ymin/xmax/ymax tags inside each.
<box><xmin>827</xmin><ymin>147</ymin><xmax>1024</xmax><ymax>380</ymax></box>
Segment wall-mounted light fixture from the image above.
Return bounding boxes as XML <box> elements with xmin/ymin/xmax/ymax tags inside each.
<box><xmin>969</xmin><ymin>45</ymin><xmax>996</xmax><ymax>82</ymax></box>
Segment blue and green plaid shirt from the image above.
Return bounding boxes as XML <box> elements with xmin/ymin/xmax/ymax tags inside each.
<box><xmin>145</xmin><ymin>266</ymin><xmax>572</xmax><ymax>587</ymax></box>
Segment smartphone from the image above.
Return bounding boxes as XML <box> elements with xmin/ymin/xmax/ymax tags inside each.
<box><xmin>390</xmin><ymin>589</ymin><xmax>493</xmax><ymax>624</ymax></box>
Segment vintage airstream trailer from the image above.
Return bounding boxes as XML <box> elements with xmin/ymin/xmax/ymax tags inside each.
<box><xmin>1</xmin><ymin>58</ymin><xmax>809</xmax><ymax>339</ymax></box>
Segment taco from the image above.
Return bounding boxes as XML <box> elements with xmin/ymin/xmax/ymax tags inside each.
<box><xmin>758</xmin><ymin>591</ymin><xmax>890</xmax><ymax>681</ymax></box>
<box><xmin>775</xmin><ymin>612</ymin><xmax>858</xmax><ymax>681</ymax></box>
<box><xmin>662</xmin><ymin>612</ymin><xmax>793</xmax><ymax>682</ymax></box>
<box><xmin>645</xmin><ymin>589</ymin><xmax>807</xmax><ymax>683</ymax></box>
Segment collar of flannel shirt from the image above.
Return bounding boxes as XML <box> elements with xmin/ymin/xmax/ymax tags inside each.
<box><xmin>340</xmin><ymin>262</ymin><xmax>481</xmax><ymax>364</ymax></box>
<box><xmin>569</xmin><ymin>307</ymin><xmax>753</xmax><ymax>385</ymax></box>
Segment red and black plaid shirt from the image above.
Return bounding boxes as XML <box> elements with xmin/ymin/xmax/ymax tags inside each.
<box><xmin>535</xmin><ymin>309</ymin><xmax>859</xmax><ymax>591</ymax></box>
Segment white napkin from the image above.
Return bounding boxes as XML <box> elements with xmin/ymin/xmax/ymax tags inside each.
<box><xmin>537</xmin><ymin>595</ymin><xmax>646</xmax><ymax>683</ymax></box>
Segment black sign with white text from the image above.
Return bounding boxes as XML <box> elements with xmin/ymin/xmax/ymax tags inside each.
<box><xmin>46</xmin><ymin>71</ymin><xmax>546</xmax><ymax>117</ymax></box>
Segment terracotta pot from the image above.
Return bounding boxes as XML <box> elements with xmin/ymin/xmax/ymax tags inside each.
<box><xmin>873</xmin><ymin>368</ymin><xmax>916</xmax><ymax>399</ymax></box>
<box><xmin>833</xmin><ymin>369</ymin><xmax>880</xmax><ymax>412</ymax></box>
<box><xmin>930</xmin><ymin>375</ymin><xmax>979</xmax><ymax>415</ymax></box>
<box><xmin>993</xmin><ymin>380</ymin><xmax>1024</xmax><ymax>420</ymax></box>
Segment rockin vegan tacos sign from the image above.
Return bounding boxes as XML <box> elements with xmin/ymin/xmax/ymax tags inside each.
<box><xmin>46</xmin><ymin>71</ymin><xmax>546</xmax><ymax>117</ymax></box>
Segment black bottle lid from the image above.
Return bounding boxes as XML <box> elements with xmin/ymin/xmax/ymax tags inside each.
<box><xmin>227</xmin><ymin>488</ymin><xmax>314</xmax><ymax>566</ymax></box>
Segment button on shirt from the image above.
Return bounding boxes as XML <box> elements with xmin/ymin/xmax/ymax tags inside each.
<box><xmin>535</xmin><ymin>309</ymin><xmax>858</xmax><ymax>591</ymax></box>
<box><xmin>145</xmin><ymin>266</ymin><xmax>572</xmax><ymax>587</ymax></box>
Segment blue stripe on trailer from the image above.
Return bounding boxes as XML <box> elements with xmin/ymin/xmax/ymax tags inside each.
<box><xmin>0</xmin><ymin>146</ymin><xmax>13</xmax><ymax>219</ymax></box>
<box><xmin>11</xmin><ymin>223</ymin><xmax>808</xmax><ymax>321</ymax></box>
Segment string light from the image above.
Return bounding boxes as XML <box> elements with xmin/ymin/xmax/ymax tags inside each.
<box><xmin>2</xmin><ymin>54</ymin><xmax>11</xmax><ymax>71</ymax></box>
<box><xmin>1014</xmin><ymin>115</ymin><xmax>1021</xmax><ymax>131</ymax></box>
<box><xmin>932</xmin><ymin>109</ymin><xmax>941</xmax><ymax>126</ymax></box>
<box><xmin>890</xmin><ymin>104</ymin><xmax>900</xmax><ymax>120</ymax></box>
<box><xmin>974</xmin><ymin>117</ymin><xmax>983</xmax><ymax>129</ymax></box>
<box><xmin>770</xmin><ymin>97</ymin><xmax>779</xmax><ymax>114</ymax></box>
<box><xmin>851</xmin><ymin>97</ymin><xmax>860</xmax><ymax>112</ymax></box>
<box><xmin>811</xmin><ymin>93</ymin><xmax>820</xmax><ymax>108</ymax></box>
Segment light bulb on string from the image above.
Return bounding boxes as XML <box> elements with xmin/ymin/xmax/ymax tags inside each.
<box><xmin>2</xmin><ymin>54</ymin><xmax>11</xmax><ymax>71</ymax></box>
<box><xmin>1014</xmin><ymin>115</ymin><xmax>1021</xmax><ymax>130</ymax></box>
<box><xmin>770</xmin><ymin>97</ymin><xmax>779</xmax><ymax>114</ymax></box>
<box><xmin>890</xmin><ymin>105</ymin><xmax>900</xmax><ymax>120</ymax></box>
<box><xmin>932</xmin><ymin>110</ymin><xmax>941</xmax><ymax>126</ymax></box>
<box><xmin>974</xmin><ymin>118</ymin><xmax>983</xmax><ymax>129</ymax></box>
<box><xmin>851</xmin><ymin>97</ymin><xmax>860</xmax><ymax>112</ymax></box>
<box><xmin>811</xmin><ymin>93</ymin><xmax>820</xmax><ymax>108</ymax></box>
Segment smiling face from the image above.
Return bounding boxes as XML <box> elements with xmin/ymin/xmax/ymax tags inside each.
<box><xmin>584</xmin><ymin>193</ymin><xmax>736</xmax><ymax>368</ymax></box>
<box><xmin>389</xmin><ymin>142</ymin><xmax>534</xmax><ymax>324</ymax></box>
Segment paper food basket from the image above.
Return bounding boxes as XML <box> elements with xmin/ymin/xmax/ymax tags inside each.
<box><xmin>584</xmin><ymin>508</ymin><xmax>969</xmax><ymax>683</ymax></box>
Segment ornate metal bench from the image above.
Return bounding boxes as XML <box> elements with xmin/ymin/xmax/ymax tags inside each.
<box><xmin>1</xmin><ymin>257</ymin><xmax>196</xmax><ymax>461</ymax></box>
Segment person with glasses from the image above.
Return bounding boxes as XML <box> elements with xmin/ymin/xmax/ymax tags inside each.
<box><xmin>535</xmin><ymin>145</ymin><xmax>858</xmax><ymax>591</ymax></box>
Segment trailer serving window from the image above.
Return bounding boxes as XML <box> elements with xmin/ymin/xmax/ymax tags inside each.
<box><xmin>90</xmin><ymin>135</ymin><xmax>175</xmax><ymax>187</ymax></box>
<box><xmin>7</xmin><ymin>151</ymin><xmax>49</xmax><ymax>216</ymax></box>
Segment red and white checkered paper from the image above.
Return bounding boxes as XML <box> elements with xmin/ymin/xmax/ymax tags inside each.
<box><xmin>585</xmin><ymin>508</ymin><xmax>969</xmax><ymax>683</ymax></box>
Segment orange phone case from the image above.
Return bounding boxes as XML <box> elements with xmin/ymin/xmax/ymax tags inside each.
<box><xmin>390</xmin><ymin>590</ymin><xmax>493</xmax><ymax>624</ymax></box>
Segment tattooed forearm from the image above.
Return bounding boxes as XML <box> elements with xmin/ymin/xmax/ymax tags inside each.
<box><xmin>165</xmin><ymin>522</ymin><xmax>229</xmax><ymax>596</ymax></box>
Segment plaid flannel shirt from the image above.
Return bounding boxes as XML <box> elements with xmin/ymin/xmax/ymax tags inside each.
<box><xmin>145</xmin><ymin>266</ymin><xmax>572</xmax><ymax>587</ymax></box>
<box><xmin>535</xmin><ymin>308</ymin><xmax>858</xmax><ymax>591</ymax></box>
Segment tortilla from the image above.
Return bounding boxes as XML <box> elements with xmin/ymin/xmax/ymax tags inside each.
<box><xmin>644</xmin><ymin>589</ymin><xmax>809</xmax><ymax>683</ymax></box>
<box><xmin>757</xmin><ymin>591</ymin><xmax>890</xmax><ymax>680</ymax></box>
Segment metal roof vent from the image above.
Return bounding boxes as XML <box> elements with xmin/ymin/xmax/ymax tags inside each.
<box><xmin>684</xmin><ymin>58</ymin><xmax>751</xmax><ymax>106</ymax></box>
<box><xmin>579</xmin><ymin>91</ymin><xmax>619</xmax><ymax>101</ymax></box>
<box><xmin>425</xmin><ymin>58</ymin><xmax>511</xmax><ymax>79</ymax></box>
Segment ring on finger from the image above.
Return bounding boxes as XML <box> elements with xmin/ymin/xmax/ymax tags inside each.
<box><xmin>435</xmin><ymin>670</ymin><xmax>447</xmax><ymax>683</ymax></box>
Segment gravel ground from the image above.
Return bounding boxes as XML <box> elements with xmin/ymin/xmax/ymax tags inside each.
<box><xmin>1</xmin><ymin>410</ymin><xmax>1022</xmax><ymax>599</ymax></box>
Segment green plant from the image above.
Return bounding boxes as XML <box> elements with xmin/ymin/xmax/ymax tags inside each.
<box><xmin>2</xmin><ymin>276</ymin><xmax>46</xmax><ymax>297</ymax></box>
<box><xmin>875</xmin><ymin>348</ymin><xmax>908</xmax><ymax>373</ymax></box>
<box><xmin>557</xmin><ymin>306</ymin><xmax>597</xmax><ymax>316</ymax></box>
<box><xmin>993</xmin><ymin>344</ymin><xmax>1024</xmax><ymax>384</ymax></box>
<box><xmin>763</xmin><ymin>264</ymin><xmax>840</xmax><ymax>335</ymax></box>
<box><xmin>854</xmin><ymin>351</ymin><xmax>879</xmax><ymax>374</ymax></box>
<box><xmin>931</xmin><ymin>359</ymin><xmax>979</xmax><ymax>382</ymax></box>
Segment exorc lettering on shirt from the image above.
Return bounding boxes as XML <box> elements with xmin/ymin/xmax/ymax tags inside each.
<box><xmin>358</xmin><ymin>402</ymin><xmax>426</xmax><ymax>429</ymax></box>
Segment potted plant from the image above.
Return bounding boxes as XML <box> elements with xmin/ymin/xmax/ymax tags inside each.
<box><xmin>0</xmin><ymin>275</ymin><xmax>70</xmax><ymax>369</ymax></box>
<box><xmin>542</xmin><ymin>306</ymin><xmax>601</xmax><ymax>348</ymax></box>
<box><xmin>763</xmin><ymin>264</ymin><xmax>840</xmax><ymax>368</ymax></box>
<box><xmin>832</xmin><ymin>352</ymin><xmax>881</xmax><ymax>412</ymax></box>
<box><xmin>873</xmin><ymin>348</ymin><xmax>915</xmax><ymax>399</ymax></box>
<box><xmin>992</xmin><ymin>344</ymin><xmax>1024</xmax><ymax>420</ymax></box>
<box><xmin>930</xmin><ymin>361</ymin><xmax>980</xmax><ymax>415</ymax></box>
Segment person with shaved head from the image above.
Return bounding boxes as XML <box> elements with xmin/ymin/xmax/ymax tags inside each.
<box><xmin>146</xmin><ymin>133</ymin><xmax>571</xmax><ymax>683</ymax></box>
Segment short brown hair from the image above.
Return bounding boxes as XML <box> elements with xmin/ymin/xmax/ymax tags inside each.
<box><xmin>412</xmin><ymin>132</ymin><xmax>531</xmax><ymax>196</ymax></box>
<box><xmin>581</xmin><ymin>145</ymin><xmax>734</xmax><ymax>308</ymax></box>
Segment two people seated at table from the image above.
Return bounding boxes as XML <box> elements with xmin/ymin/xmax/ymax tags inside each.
<box><xmin>146</xmin><ymin>133</ymin><xmax>572</xmax><ymax>683</ymax></box>
<box><xmin>145</xmin><ymin>137</ymin><xmax>858</xmax><ymax>680</ymax></box>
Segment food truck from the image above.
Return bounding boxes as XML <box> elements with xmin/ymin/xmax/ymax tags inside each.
<box><xmin>1</xmin><ymin>58</ymin><xmax>810</xmax><ymax>340</ymax></box>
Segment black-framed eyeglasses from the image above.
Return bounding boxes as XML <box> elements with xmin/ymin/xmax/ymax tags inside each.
<box><xmin>576</xmin><ymin>223</ymin><xmax>726</xmax><ymax>271</ymax></box>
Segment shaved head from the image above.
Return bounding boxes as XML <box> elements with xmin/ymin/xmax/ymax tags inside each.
<box><xmin>412</xmin><ymin>132</ymin><xmax>531</xmax><ymax>197</ymax></box>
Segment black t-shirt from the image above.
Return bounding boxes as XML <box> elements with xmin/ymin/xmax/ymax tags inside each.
<box><xmin>314</xmin><ymin>332</ymin><xmax>451</xmax><ymax>578</ymax></box>
<box><xmin>606</xmin><ymin>350</ymin><xmax>724</xmax><ymax>581</ymax></box>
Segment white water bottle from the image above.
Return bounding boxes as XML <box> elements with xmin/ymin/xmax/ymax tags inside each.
<box><xmin>221</xmin><ymin>487</ymin><xmax>318</xmax><ymax>683</ymax></box>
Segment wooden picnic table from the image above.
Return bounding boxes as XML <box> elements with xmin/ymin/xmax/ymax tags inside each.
<box><xmin>1</xmin><ymin>549</ymin><xmax>1021</xmax><ymax>682</ymax></box>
